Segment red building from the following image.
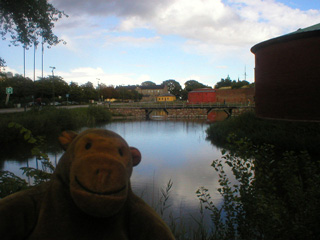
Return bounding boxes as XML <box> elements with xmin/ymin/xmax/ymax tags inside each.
<box><xmin>251</xmin><ymin>23</ymin><xmax>320</xmax><ymax>122</ymax></box>
<box><xmin>188</xmin><ymin>88</ymin><xmax>216</xmax><ymax>104</ymax></box>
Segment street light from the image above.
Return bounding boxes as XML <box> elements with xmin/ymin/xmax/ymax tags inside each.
<box><xmin>50</xmin><ymin>66</ymin><xmax>56</xmax><ymax>77</ymax></box>
<box><xmin>96</xmin><ymin>78</ymin><xmax>100</xmax><ymax>102</ymax></box>
<box><xmin>50</xmin><ymin>66</ymin><xmax>56</xmax><ymax>104</ymax></box>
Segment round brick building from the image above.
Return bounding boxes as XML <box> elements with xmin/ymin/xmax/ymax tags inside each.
<box><xmin>251</xmin><ymin>23</ymin><xmax>320</xmax><ymax>122</ymax></box>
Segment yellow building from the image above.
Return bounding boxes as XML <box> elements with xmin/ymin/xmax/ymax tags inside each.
<box><xmin>136</xmin><ymin>84</ymin><xmax>168</xmax><ymax>102</ymax></box>
<box><xmin>156</xmin><ymin>93</ymin><xmax>176</xmax><ymax>102</ymax></box>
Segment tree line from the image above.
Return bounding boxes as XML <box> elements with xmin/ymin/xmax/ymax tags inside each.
<box><xmin>0</xmin><ymin>73</ymin><xmax>255</xmax><ymax>107</ymax></box>
<box><xmin>0</xmin><ymin>74</ymin><xmax>214</xmax><ymax>107</ymax></box>
<box><xmin>214</xmin><ymin>75</ymin><xmax>254</xmax><ymax>89</ymax></box>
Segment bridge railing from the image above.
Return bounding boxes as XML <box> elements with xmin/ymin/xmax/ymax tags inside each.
<box><xmin>107</xmin><ymin>102</ymin><xmax>254</xmax><ymax>109</ymax></box>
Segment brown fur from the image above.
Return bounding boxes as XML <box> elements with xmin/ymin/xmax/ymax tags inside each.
<box><xmin>0</xmin><ymin>129</ymin><xmax>175</xmax><ymax>240</ymax></box>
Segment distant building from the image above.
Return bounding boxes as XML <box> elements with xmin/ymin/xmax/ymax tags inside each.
<box><xmin>136</xmin><ymin>84</ymin><xmax>168</xmax><ymax>102</ymax></box>
<box><xmin>188</xmin><ymin>88</ymin><xmax>216</xmax><ymax>104</ymax></box>
<box><xmin>251</xmin><ymin>23</ymin><xmax>320</xmax><ymax>122</ymax></box>
<box><xmin>156</xmin><ymin>93</ymin><xmax>176</xmax><ymax>102</ymax></box>
<box><xmin>188</xmin><ymin>87</ymin><xmax>254</xmax><ymax>105</ymax></box>
<box><xmin>216</xmin><ymin>87</ymin><xmax>255</xmax><ymax>104</ymax></box>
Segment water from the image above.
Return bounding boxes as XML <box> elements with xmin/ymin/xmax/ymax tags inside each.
<box><xmin>1</xmin><ymin>119</ymin><xmax>230</xmax><ymax>225</ymax></box>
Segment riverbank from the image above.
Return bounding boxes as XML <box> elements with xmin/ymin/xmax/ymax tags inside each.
<box><xmin>0</xmin><ymin>106</ymin><xmax>112</xmax><ymax>145</ymax></box>
<box><xmin>1</xmin><ymin>113</ymin><xmax>320</xmax><ymax>239</ymax></box>
<box><xmin>205</xmin><ymin>111</ymin><xmax>320</xmax><ymax>240</ymax></box>
<box><xmin>206</xmin><ymin>111</ymin><xmax>320</xmax><ymax>156</ymax></box>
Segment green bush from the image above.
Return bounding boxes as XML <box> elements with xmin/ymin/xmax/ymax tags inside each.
<box><xmin>0</xmin><ymin>123</ymin><xmax>54</xmax><ymax>198</ymax></box>
<box><xmin>87</xmin><ymin>105</ymin><xmax>112</xmax><ymax>123</ymax></box>
<box><xmin>0</xmin><ymin>171</ymin><xmax>28</xmax><ymax>198</ymax></box>
<box><xmin>206</xmin><ymin>111</ymin><xmax>320</xmax><ymax>156</ymax></box>
<box><xmin>197</xmin><ymin>136</ymin><xmax>320</xmax><ymax>240</ymax></box>
<box><xmin>0</xmin><ymin>106</ymin><xmax>111</xmax><ymax>145</ymax></box>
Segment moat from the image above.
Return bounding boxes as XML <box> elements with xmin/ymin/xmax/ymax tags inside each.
<box><xmin>1</xmin><ymin>119</ymin><xmax>231</xmax><ymax>224</ymax></box>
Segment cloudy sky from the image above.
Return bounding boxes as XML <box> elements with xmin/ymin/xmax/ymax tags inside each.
<box><xmin>1</xmin><ymin>0</ymin><xmax>320</xmax><ymax>88</ymax></box>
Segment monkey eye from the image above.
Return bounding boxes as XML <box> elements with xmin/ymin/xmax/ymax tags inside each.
<box><xmin>85</xmin><ymin>142</ymin><xmax>92</xmax><ymax>150</ymax></box>
<box><xmin>118</xmin><ymin>148</ymin><xmax>124</xmax><ymax>156</ymax></box>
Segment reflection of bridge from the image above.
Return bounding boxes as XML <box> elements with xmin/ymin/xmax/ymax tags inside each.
<box><xmin>108</xmin><ymin>102</ymin><xmax>254</xmax><ymax>119</ymax></box>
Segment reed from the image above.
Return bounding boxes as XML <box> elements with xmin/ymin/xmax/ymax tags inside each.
<box><xmin>206</xmin><ymin>111</ymin><xmax>320</xmax><ymax>156</ymax></box>
<box><xmin>0</xmin><ymin>106</ymin><xmax>112</xmax><ymax>144</ymax></box>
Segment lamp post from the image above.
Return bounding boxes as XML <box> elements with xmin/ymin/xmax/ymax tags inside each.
<box><xmin>50</xmin><ymin>66</ymin><xmax>56</xmax><ymax>76</ymax></box>
<box><xmin>50</xmin><ymin>66</ymin><xmax>56</xmax><ymax>104</ymax></box>
<box><xmin>96</xmin><ymin>78</ymin><xmax>100</xmax><ymax>103</ymax></box>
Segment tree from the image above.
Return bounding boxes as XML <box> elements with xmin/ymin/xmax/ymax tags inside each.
<box><xmin>33</xmin><ymin>76</ymin><xmax>68</xmax><ymax>103</ymax></box>
<box><xmin>50</xmin><ymin>76</ymin><xmax>69</xmax><ymax>98</ymax></box>
<box><xmin>81</xmin><ymin>81</ymin><xmax>97</xmax><ymax>102</ymax></box>
<box><xmin>162</xmin><ymin>79</ymin><xmax>182</xmax><ymax>99</ymax></box>
<box><xmin>0</xmin><ymin>0</ymin><xmax>67</xmax><ymax>47</ymax></box>
<box><xmin>0</xmin><ymin>0</ymin><xmax>67</xmax><ymax>63</ymax></box>
<box><xmin>184</xmin><ymin>80</ymin><xmax>210</xmax><ymax>92</ymax></box>
<box><xmin>69</xmin><ymin>82</ymin><xmax>84</xmax><ymax>102</ymax></box>
<box><xmin>0</xmin><ymin>57</ymin><xmax>5</xmax><ymax>68</ymax></box>
<box><xmin>34</xmin><ymin>78</ymin><xmax>55</xmax><ymax>100</ymax></box>
<box><xmin>215</xmin><ymin>75</ymin><xmax>252</xmax><ymax>89</ymax></box>
<box><xmin>0</xmin><ymin>75</ymin><xmax>34</xmax><ymax>104</ymax></box>
<box><xmin>141</xmin><ymin>81</ymin><xmax>156</xmax><ymax>87</ymax></box>
<box><xmin>100</xmin><ymin>84</ymin><xmax>119</xmax><ymax>100</ymax></box>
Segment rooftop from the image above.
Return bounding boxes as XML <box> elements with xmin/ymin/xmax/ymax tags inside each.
<box><xmin>138</xmin><ymin>85</ymin><xmax>165</xmax><ymax>90</ymax></box>
<box><xmin>290</xmin><ymin>23</ymin><xmax>320</xmax><ymax>35</ymax></box>
<box><xmin>190</xmin><ymin>88</ymin><xmax>215</xmax><ymax>93</ymax></box>
<box><xmin>158</xmin><ymin>93</ymin><xmax>175</xmax><ymax>97</ymax></box>
<box><xmin>251</xmin><ymin>23</ymin><xmax>320</xmax><ymax>53</ymax></box>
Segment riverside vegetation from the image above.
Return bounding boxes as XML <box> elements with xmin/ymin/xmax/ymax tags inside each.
<box><xmin>204</xmin><ymin>112</ymin><xmax>320</xmax><ymax>240</ymax></box>
<box><xmin>0</xmin><ymin>105</ymin><xmax>112</xmax><ymax>145</ymax></box>
<box><xmin>1</xmin><ymin>111</ymin><xmax>320</xmax><ymax>239</ymax></box>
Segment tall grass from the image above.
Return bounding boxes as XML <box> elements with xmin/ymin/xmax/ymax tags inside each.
<box><xmin>0</xmin><ymin>106</ymin><xmax>112</xmax><ymax>144</ymax></box>
<box><xmin>206</xmin><ymin>111</ymin><xmax>320</xmax><ymax>156</ymax></box>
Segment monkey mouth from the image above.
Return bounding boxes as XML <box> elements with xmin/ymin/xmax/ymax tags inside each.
<box><xmin>75</xmin><ymin>176</ymin><xmax>126</xmax><ymax>196</ymax></box>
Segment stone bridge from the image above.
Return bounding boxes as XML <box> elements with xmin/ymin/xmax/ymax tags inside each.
<box><xmin>107</xmin><ymin>102</ymin><xmax>254</xmax><ymax>120</ymax></box>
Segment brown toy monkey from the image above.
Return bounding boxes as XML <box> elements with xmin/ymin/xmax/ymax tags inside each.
<box><xmin>0</xmin><ymin>129</ymin><xmax>175</xmax><ymax>240</ymax></box>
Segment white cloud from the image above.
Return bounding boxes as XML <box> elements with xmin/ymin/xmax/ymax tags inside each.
<box><xmin>118</xmin><ymin>16</ymin><xmax>149</xmax><ymax>31</ymax></box>
<box><xmin>2</xmin><ymin>66</ymin><xmax>54</xmax><ymax>81</ymax></box>
<box><xmin>59</xmin><ymin>67</ymin><xmax>151</xmax><ymax>86</ymax></box>
<box><xmin>52</xmin><ymin>0</ymin><xmax>320</xmax><ymax>52</ymax></box>
<box><xmin>56</xmin><ymin>35</ymin><xmax>78</xmax><ymax>52</ymax></box>
<box><xmin>44</xmin><ymin>0</ymin><xmax>320</xmax><ymax>86</ymax></box>
<box><xmin>1</xmin><ymin>66</ymin><xmax>19</xmax><ymax>75</ymax></box>
<box><xmin>103</xmin><ymin>35</ymin><xmax>161</xmax><ymax>47</ymax></box>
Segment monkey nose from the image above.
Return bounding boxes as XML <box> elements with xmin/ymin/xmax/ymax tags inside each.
<box><xmin>95</xmin><ymin>168</ymin><xmax>112</xmax><ymax>184</ymax></box>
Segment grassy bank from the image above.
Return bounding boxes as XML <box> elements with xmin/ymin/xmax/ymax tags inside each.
<box><xmin>206</xmin><ymin>111</ymin><xmax>320</xmax><ymax>156</ymax></box>
<box><xmin>205</xmin><ymin>112</ymin><xmax>320</xmax><ymax>240</ymax></box>
<box><xmin>0</xmin><ymin>106</ymin><xmax>112</xmax><ymax>145</ymax></box>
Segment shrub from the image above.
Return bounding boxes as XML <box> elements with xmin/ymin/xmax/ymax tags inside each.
<box><xmin>0</xmin><ymin>106</ymin><xmax>112</xmax><ymax>145</ymax></box>
<box><xmin>197</xmin><ymin>136</ymin><xmax>320</xmax><ymax>240</ymax></box>
<box><xmin>206</xmin><ymin>111</ymin><xmax>320</xmax><ymax>156</ymax></box>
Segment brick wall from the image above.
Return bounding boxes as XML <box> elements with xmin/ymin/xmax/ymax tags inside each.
<box><xmin>109</xmin><ymin>107</ymin><xmax>253</xmax><ymax>121</ymax></box>
<box><xmin>109</xmin><ymin>108</ymin><xmax>208</xmax><ymax>119</ymax></box>
<box><xmin>216</xmin><ymin>88</ymin><xmax>255</xmax><ymax>104</ymax></box>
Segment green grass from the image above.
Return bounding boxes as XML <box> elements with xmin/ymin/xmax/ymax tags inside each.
<box><xmin>0</xmin><ymin>106</ymin><xmax>112</xmax><ymax>145</ymax></box>
<box><xmin>206</xmin><ymin>111</ymin><xmax>320</xmax><ymax>156</ymax></box>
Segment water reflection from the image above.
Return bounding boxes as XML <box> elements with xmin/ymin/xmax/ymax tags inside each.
<box><xmin>100</xmin><ymin>120</ymin><xmax>225</xmax><ymax>223</ymax></box>
<box><xmin>2</xmin><ymin>120</ymin><xmax>230</xmax><ymax>225</ymax></box>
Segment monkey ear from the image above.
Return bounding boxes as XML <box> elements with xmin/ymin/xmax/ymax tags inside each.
<box><xmin>130</xmin><ymin>147</ymin><xmax>141</xmax><ymax>167</ymax></box>
<box><xmin>59</xmin><ymin>131</ymin><xmax>78</xmax><ymax>151</ymax></box>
